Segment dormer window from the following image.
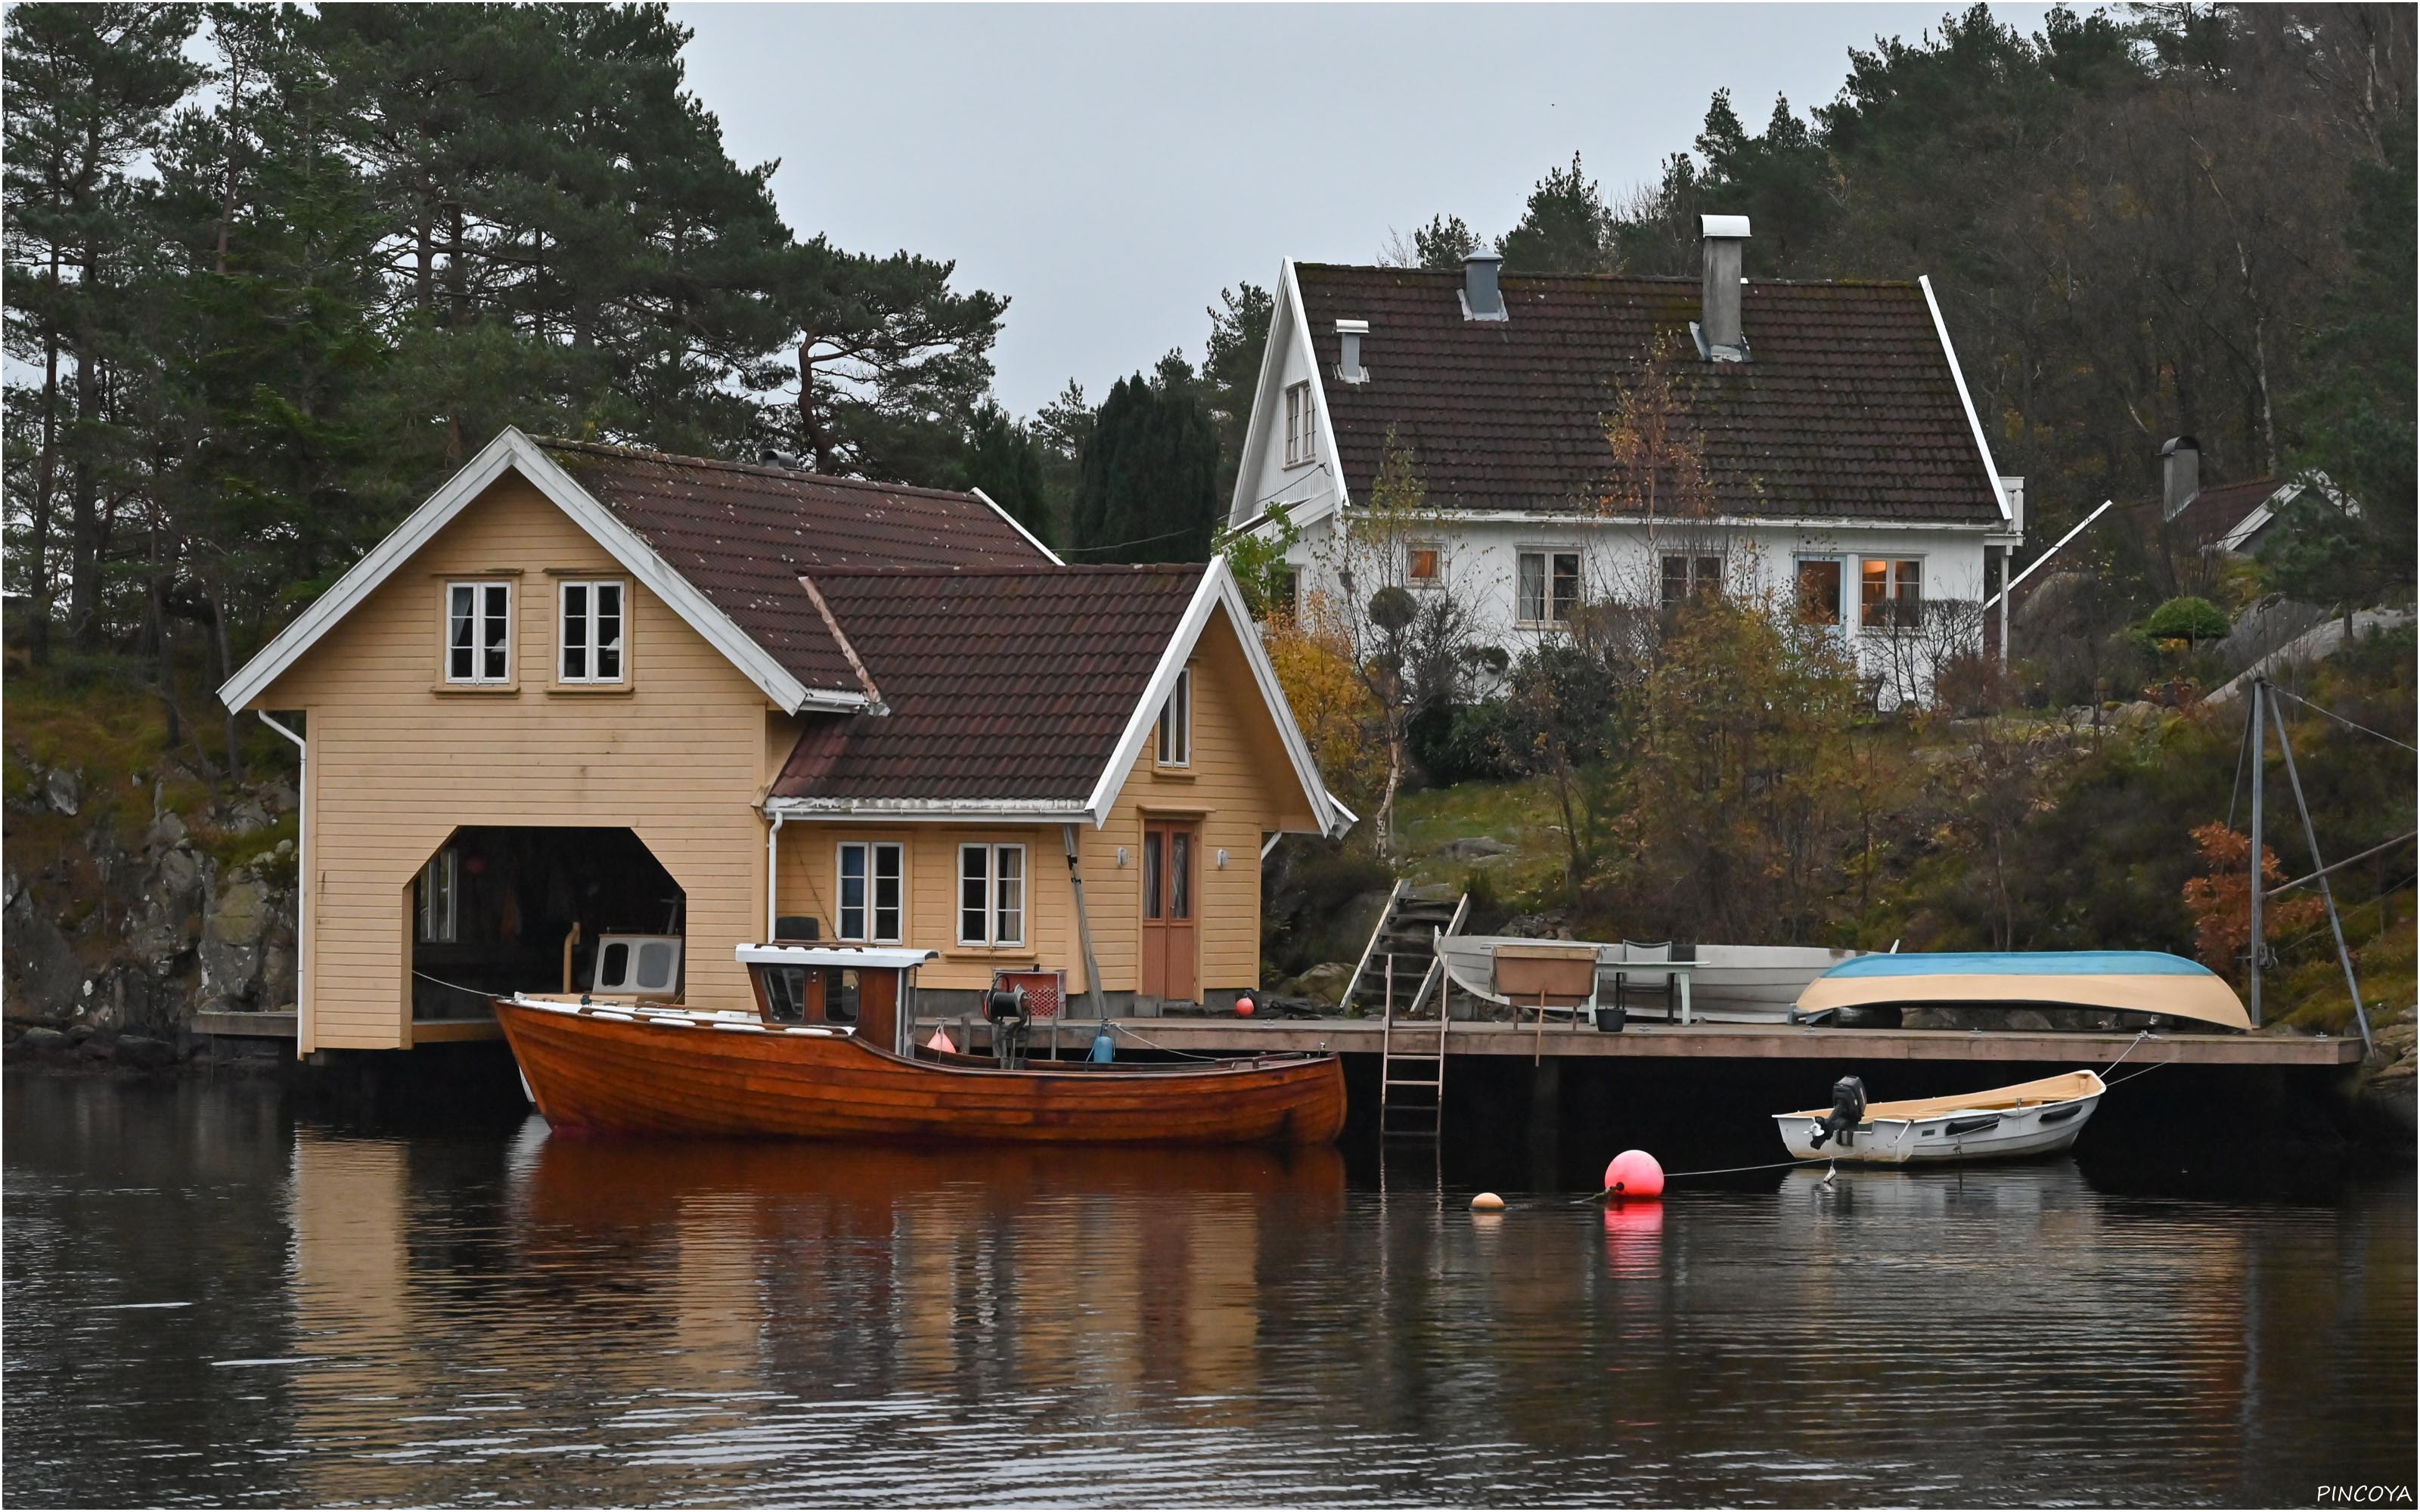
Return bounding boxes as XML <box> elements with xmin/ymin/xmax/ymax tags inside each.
<box><xmin>558</xmin><ymin>580</ymin><xmax>625</xmax><ymax>683</ymax></box>
<box><xmin>446</xmin><ymin>581</ymin><xmax>512</xmax><ymax>683</ymax></box>
<box><xmin>1156</xmin><ymin>666</ymin><xmax>1193</xmax><ymax>767</ymax></box>
<box><xmin>1284</xmin><ymin>383</ymin><xmax>1316</xmax><ymax>468</ymax></box>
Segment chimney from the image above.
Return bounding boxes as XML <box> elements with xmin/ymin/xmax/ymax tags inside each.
<box><xmin>1461</xmin><ymin>251</ymin><xmax>1506</xmax><ymax>321</ymax></box>
<box><xmin>1697</xmin><ymin>214</ymin><xmax>1751</xmax><ymax>361</ymax></box>
<box><xmin>2159</xmin><ymin>436</ymin><xmax>2200</xmax><ymax>520</ymax></box>
<box><xmin>1335</xmin><ymin>319</ymin><xmax>1369</xmax><ymax>384</ymax></box>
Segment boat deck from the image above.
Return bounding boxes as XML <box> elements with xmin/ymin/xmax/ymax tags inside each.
<box><xmin>915</xmin><ymin>1016</ymin><xmax>2364</xmax><ymax>1067</ymax></box>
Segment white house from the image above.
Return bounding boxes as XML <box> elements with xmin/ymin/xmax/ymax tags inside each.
<box><xmin>1227</xmin><ymin>217</ymin><xmax>2026</xmax><ymax>689</ymax></box>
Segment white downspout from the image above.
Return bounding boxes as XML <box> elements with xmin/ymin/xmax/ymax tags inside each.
<box><xmin>764</xmin><ymin>809</ymin><xmax>785</xmax><ymax>942</ymax></box>
<box><xmin>257</xmin><ymin>712</ymin><xmax>309</xmax><ymax>1058</ymax></box>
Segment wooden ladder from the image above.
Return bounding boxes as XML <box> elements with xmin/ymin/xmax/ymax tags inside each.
<box><xmin>1377</xmin><ymin>893</ymin><xmax>1466</xmax><ymax>1140</ymax></box>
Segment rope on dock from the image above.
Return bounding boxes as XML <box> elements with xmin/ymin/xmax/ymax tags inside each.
<box><xmin>1104</xmin><ymin>1021</ymin><xmax>1224</xmax><ymax>1061</ymax></box>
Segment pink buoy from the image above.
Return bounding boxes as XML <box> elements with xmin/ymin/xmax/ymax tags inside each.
<box><xmin>1234</xmin><ymin>995</ymin><xmax>1255</xmax><ymax>1018</ymax></box>
<box><xmin>1602</xmin><ymin>1149</ymin><xmax>1665</xmax><ymax>1199</ymax></box>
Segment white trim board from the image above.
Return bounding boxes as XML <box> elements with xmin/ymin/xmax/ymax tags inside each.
<box><xmin>970</xmin><ymin>485</ymin><xmax>1065</xmax><ymax>567</ymax></box>
<box><xmin>1919</xmin><ymin>274</ymin><xmax>2012</xmax><ymax>528</ymax></box>
<box><xmin>217</xmin><ymin>427</ymin><xmax>867</xmax><ymax>716</ymax></box>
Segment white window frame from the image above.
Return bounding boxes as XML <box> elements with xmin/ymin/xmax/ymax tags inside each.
<box><xmin>1860</xmin><ymin>556</ymin><xmax>1926</xmax><ymax>633</ymax></box>
<box><xmin>557</xmin><ymin>578</ymin><xmax>626</xmax><ymax>684</ymax></box>
<box><xmin>1658</xmin><ymin>553</ymin><xmax>1725</xmax><ymax>610</ymax></box>
<box><xmin>445</xmin><ymin>581</ymin><xmax>513</xmax><ymax>684</ymax></box>
<box><xmin>957</xmin><ymin>843</ymin><xmax>1027</xmax><ymax>948</ymax></box>
<box><xmin>1284</xmin><ymin>382</ymin><xmax>1315</xmax><ymax>468</ymax></box>
<box><xmin>1407</xmin><ymin>541</ymin><xmax>1443</xmax><ymax>589</ymax></box>
<box><xmin>418</xmin><ymin>848</ymin><xmax>458</xmax><ymax>943</ymax></box>
<box><xmin>836</xmin><ymin>841</ymin><xmax>904</xmax><ymax>944</ymax></box>
<box><xmin>1515</xmin><ymin>550</ymin><xmax>1582</xmax><ymax>627</ymax></box>
<box><xmin>1156</xmin><ymin>666</ymin><xmax>1193</xmax><ymax>767</ymax></box>
<box><xmin>1793</xmin><ymin>554</ymin><xmax>1848</xmax><ymax>627</ymax></box>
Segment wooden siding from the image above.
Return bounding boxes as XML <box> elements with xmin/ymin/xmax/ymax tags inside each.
<box><xmin>256</xmin><ymin>474</ymin><xmax>770</xmax><ymax>1052</ymax></box>
<box><xmin>774</xmin><ymin>607</ymin><xmax>1315</xmax><ymax>998</ymax></box>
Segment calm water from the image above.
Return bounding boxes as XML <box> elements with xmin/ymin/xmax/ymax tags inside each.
<box><xmin>5</xmin><ymin>1069</ymin><xmax>2412</xmax><ymax>1507</ymax></box>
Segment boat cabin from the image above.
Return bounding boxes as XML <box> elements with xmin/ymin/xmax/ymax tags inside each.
<box><xmin>740</xmin><ymin>943</ymin><xmax>934</xmax><ymax>1055</ymax></box>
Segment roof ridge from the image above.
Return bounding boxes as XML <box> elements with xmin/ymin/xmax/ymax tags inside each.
<box><xmin>1293</xmin><ymin>262</ymin><xmax>1923</xmax><ymax>290</ymax></box>
<box><xmin>532</xmin><ymin>435</ymin><xmax>982</xmax><ymax>503</ymax></box>
<box><xmin>804</xmin><ymin>563</ymin><xmax>1204</xmax><ymax>578</ymax></box>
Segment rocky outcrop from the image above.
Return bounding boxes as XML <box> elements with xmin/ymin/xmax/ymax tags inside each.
<box><xmin>3</xmin><ymin>756</ymin><xmax>298</xmax><ymax>1041</ymax></box>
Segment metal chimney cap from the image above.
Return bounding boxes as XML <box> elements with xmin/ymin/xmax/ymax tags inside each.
<box><xmin>1699</xmin><ymin>213</ymin><xmax>1752</xmax><ymax>239</ymax></box>
<box><xmin>1334</xmin><ymin>318</ymin><xmax>1370</xmax><ymax>334</ymax></box>
<box><xmin>1462</xmin><ymin>250</ymin><xmax>1503</xmax><ymax>266</ymax></box>
<box><xmin>2158</xmin><ymin>435</ymin><xmax>2200</xmax><ymax>456</ymax></box>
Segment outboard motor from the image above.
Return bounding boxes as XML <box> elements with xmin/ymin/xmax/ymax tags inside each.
<box><xmin>985</xmin><ymin>986</ymin><xmax>1029</xmax><ymax>1070</ymax></box>
<box><xmin>1809</xmin><ymin>1075</ymin><xmax>1866</xmax><ymax>1150</ymax></box>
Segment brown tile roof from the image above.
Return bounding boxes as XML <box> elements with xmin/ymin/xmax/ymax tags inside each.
<box><xmin>1292</xmin><ymin>264</ymin><xmax>2006</xmax><ymax>525</ymax></box>
<box><xmin>538</xmin><ymin>438</ymin><xmax>1053</xmax><ymax>695</ymax></box>
<box><xmin>2126</xmin><ymin>477</ymin><xmax>2285</xmax><ymax>554</ymax></box>
<box><xmin>770</xmin><ymin>565</ymin><xmax>1207</xmax><ymax>804</ymax></box>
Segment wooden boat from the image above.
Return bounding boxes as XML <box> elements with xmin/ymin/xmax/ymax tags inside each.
<box><xmin>1773</xmin><ymin>1070</ymin><xmax>2107</xmax><ymax>1164</ymax></box>
<box><xmin>494</xmin><ymin>943</ymin><xmax>1345</xmax><ymax>1145</ymax></box>
<box><xmin>1792</xmin><ymin>950</ymin><xmax>2252</xmax><ymax>1030</ymax></box>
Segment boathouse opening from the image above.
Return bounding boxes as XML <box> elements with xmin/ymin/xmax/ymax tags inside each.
<box><xmin>408</xmin><ymin>826</ymin><xmax>685</xmax><ymax>1024</ymax></box>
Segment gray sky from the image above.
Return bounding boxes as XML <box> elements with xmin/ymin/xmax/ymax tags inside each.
<box><xmin>675</xmin><ymin>3</ymin><xmax>2055</xmax><ymax>419</ymax></box>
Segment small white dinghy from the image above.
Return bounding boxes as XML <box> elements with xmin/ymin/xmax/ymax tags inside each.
<box><xmin>1774</xmin><ymin>1070</ymin><xmax>2107</xmax><ymax>1165</ymax></box>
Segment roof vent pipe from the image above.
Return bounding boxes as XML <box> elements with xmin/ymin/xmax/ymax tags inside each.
<box><xmin>1335</xmin><ymin>319</ymin><xmax>1370</xmax><ymax>384</ymax></box>
<box><xmin>1696</xmin><ymin>213</ymin><xmax>1750</xmax><ymax>361</ymax></box>
<box><xmin>2159</xmin><ymin>435</ymin><xmax>2200</xmax><ymax>521</ymax></box>
<box><xmin>1461</xmin><ymin>251</ymin><xmax>1506</xmax><ymax>321</ymax></box>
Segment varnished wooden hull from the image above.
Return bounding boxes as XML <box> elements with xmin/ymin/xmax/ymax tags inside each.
<box><xmin>495</xmin><ymin>998</ymin><xmax>1346</xmax><ymax>1145</ymax></box>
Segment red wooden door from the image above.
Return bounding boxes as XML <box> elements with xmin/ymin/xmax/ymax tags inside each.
<box><xmin>1140</xmin><ymin>821</ymin><xmax>1199</xmax><ymax>1002</ymax></box>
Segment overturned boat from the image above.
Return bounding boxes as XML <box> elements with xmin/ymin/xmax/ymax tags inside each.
<box><xmin>1775</xmin><ymin>1071</ymin><xmax>2108</xmax><ymax>1165</ymax></box>
<box><xmin>495</xmin><ymin>943</ymin><xmax>1346</xmax><ymax>1146</ymax></box>
<box><xmin>1433</xmin><ymin>934</ymin><xmax>1859</xmax><ymax>1024</ymax></box>
<box><xmin>1792</xmin><ymin>950</ymin><xmax>2253</xmax><ymax>1032</ymax></box>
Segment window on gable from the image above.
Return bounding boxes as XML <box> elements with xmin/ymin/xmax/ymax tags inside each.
<box><xmin>958</xmin><ymin>844</ymin><xmax>1026</xmax><ymax>947</ymax></box>
<box><xmin>1156</xmin><ymin>666</ymin><xmax>1193</xmax><ymax>767</ymax></box>
<box><xmin>1516</xmin><ymin>551</ymin><xmax>1581</xmax><ymax>624</ymax></box>
<box><xmin>558</xmin><ymin>580</ymin><xmax>625</xmax><ymax>683</ymax></box>
<box><xmin>1284</xmin><ymin>382</ymin><xmax>1316</xmax><ymax>467</ymax></box>
<box><xmin>446</xmin><ymin>582</ymin><xmax>512</xmax><ymax>683</ymax></box>
<box><xmin>1658</xmin><ymin>554</ymin><xmax>1724</xmax><ymax>609</ymax></box>
<box><xmin>837</xmin><ymin>841</ymin><xmax>903</xmax><ymax>943</ymax></box>
<box><xmin>1860</xmin><ymin>558</ymin><xmax>1925</xmax><ymax>631</ymax></box>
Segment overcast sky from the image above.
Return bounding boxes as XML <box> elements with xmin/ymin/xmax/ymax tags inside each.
<box><xmin>675</xmin><ymin>3</ymin><xmax>2055</xmax><ymax>418</ymax></box>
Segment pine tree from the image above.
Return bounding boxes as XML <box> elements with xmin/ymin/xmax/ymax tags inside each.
<box><xmin>1071</xmin><ymin>366</ymin><xmax>1221</xmax><ymax>563</ymax></box>
<box><xmin>1495</xmin><ymin>153</ymin><xmax>1614</xmax><ymax>274</ymax></box>
<box><xmin>3</xmin><ymin>2</ymin><xmax>204</xmax><ymax>655</ymax></box>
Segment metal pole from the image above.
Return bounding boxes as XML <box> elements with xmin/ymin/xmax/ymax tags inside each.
<box><xmin>1062</xmin><ymin>824</ymin><xmax>1108</xmax><ymax>1021</ymax></box>
<box><xmin>2268</xmin><ymin>696</ymin><xmax>2375</xmax><ymax>1053</ymax></box>
<box><xmin>2247</xmin><ymin>679</ymin><xmax>2263</xmax><ymax>1027</ymax></box>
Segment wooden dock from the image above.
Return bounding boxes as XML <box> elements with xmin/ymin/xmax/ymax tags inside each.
<box><xmin>926</xmin><ymin>1016</ymin><xmax>2364</xmax><ymax>1068</ymax></box>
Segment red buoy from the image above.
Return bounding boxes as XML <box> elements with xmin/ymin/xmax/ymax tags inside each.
<box><xmin>1234</xmin><ymin>995</ymin><xmax>1255</xmax><ymax>1017</ymax></box>
<box><xmin>1602</xmin><ymin>1149</ymin><xmax>1665</xmax><ymax>1199</ymax></box>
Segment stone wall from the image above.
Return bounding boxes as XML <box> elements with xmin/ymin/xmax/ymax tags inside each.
<box><xmin>3</xmin><ymin>760</ymin><xmax>298</xmax><ymax>1043</ymax></box>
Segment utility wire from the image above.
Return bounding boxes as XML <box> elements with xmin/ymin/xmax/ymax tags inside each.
<box><xmin>2266</xmin><ymin>685</ymin><xmax>2418</xmax><ymax>754</ymax></box>
<box><xmin>1058</xmin><ymin>525</ymin><xmax>1212</xmax><ymax>556</ymax></box>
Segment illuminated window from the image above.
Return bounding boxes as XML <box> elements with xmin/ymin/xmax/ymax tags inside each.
<box><xmin>1860</xmin><ymin>558</ymin><xmax>1924</xmax><ymax>631</ymax></box>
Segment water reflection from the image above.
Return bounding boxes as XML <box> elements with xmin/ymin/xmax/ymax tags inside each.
<box><xmin>5</xmin><ymin>1074</ymin><xmax>2413</xmax><ymax>1507</ymax></box>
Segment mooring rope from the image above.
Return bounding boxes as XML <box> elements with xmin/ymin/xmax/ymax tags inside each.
<box><xmin>411</xmin><ymin>969</ymin><xmax>504</xmax><ymax>1000</ymax></box>
<box><xmin>2101</xmin><ymin>1030</ymin><xmax>2153</xmax><ymax>1077</ymax></box>
<box><xmin>1103</xmin><ymin>1021</ymin><xmax>1224</xmax><ymax>1061</ymax></box>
